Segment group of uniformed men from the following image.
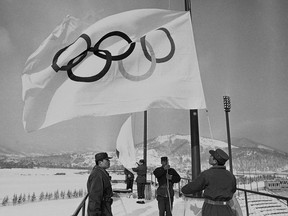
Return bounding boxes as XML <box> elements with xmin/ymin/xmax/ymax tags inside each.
<box><xmin>86</xmin><ymin>148</ymin><xmax>236</xmax><ymax>216</ymax></box>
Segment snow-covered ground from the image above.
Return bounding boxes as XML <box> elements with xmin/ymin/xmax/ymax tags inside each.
<box><xmin>0</xmin><ymin>168</ymin><xmax>205</xmax><ymax>216</ymax></box>
<box><xmin>0</xmin><ymin>198</ymin><xmax>83</xmax><ymax>216</ymax></box>
<box><xmin>0</xmin><ymin>168</ymin><xmax>89</xmax><ymax>200</ymax></box>
<box><xmin>0</xmin><ymin>194</ymin><xmax>206</xmax><ymax>216</ymax></box>
<box><xmin>1</xmin><ymin>168</ymin><xmax>288</xmax><ymax>216</ymax></box>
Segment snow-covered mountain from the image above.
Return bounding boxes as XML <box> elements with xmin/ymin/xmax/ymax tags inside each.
<box><xmin>1</xmin><ymin>134</ymin><xmax>288</xmax><ymax>173</ymax></box>
<box><xmin>133</xmin><ymin>134</ymin><xmax>236</xmax><ymax>172</ymax></box>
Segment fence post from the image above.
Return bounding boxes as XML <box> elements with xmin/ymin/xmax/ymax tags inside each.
<box><xmin>244</xmin><ymin>191</ymin><xmax>249</xmax><ymax>216</ymax></box>
<box><xmin>82</xmin><ymin>201</ymin><xmax>85</xmax><ymax>216</ymax></box>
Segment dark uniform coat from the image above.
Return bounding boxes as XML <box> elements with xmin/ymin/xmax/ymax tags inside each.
<box><xmin>181</xmin><ymin>165</ymin><xmax>237</xmax><ymax>216</ymax></box>
<box><xmin>153</xmin><ymin>166</ymin><xmax>181</xmax><ymax>216</ymax></box>
<box><xmin>132</xmin><ymin>163</ymin><xmax>147</xmax><ymax>199</ymax></box>
<box><xmin>132</xmin><ymin>164</ymin><xmax>147</xmax><ymax>183</ymax></box>
<box><xmin>124</xmin><ymin>168</ymin><xmax>135</xmax><ymax>181</ymax></box>
<box><xmin>124</xmin><ymin>168</ymin><xmax>134</xmax><ymax>190</ymax></box>
<box><xmin>153</xmin><ymin>166</ymin><xmax>181</xmax><ymax>197</ymax></box>
<box><xmin>87</xmin><ymin>166</ymin><xmax>113</xmax><ymax>216</ymax></box>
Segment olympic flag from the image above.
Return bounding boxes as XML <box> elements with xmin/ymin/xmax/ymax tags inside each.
<box><xmin>116</xmin><ymin>116</ymin><xmax>137</xmax><ymax>170</ymax></box>
<box><xmin>22</xmin><ymin>9</ymin><xmax>206</xmax><ymax>132</ymax></box>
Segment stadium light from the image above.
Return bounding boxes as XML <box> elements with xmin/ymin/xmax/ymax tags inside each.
<box><xmin>223</xmin><ymin>96</ymin><xmax>233</xmax><ymax>174</ymax></box>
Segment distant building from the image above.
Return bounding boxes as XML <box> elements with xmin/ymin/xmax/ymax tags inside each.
<box><xmin>279</xmin><ymin>179</ymin><xmax>288</xmax><ymax>189</ymax></box>
<box><xmin>265</xmin><ymin>180</ymin><xmax>281</xmax><ymax>190</ymax></box>
<box><xmin>264</xmin><ymin>178</ymin><xmax>288</xmax><ymax>190</ymax></box>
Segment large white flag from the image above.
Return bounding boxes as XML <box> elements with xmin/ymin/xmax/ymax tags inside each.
<box><xmin>22</xmin><ymin>9</ymin><xmax>206</xmax><ymax>132</ymax></box>
<box><xmin>116</xmin><ymin>115</ymin><xmax>137</xmax><ymax>169</ymax></box>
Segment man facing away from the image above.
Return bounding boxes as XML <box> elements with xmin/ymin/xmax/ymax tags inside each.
<box><xmin>181</xmin><ymin>148</ymin><xmax>237</xmax><ymax>216</ymax></box>
<box><xmin>132</xmin><ymin>159</ymin><xmax>147</xmax><ymax>204</ymax></box>
<box><xmin>124</xmin><ymin>168</ymin><xmax>134</xmax><ymax>191</ymax></box>
<box><xmin>87</xmin><ymin>152</ymin><xmax>114</xmax><ymax>216</ymax></box>
<box><xmin>153</xmin><ymin>156</ymin><xmax>181</xmax><ymax>216</ymax></box>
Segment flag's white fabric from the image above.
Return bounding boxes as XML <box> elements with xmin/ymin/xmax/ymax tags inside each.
<box><xmin>116</xmin><ymin>116</ymin><xmax>137</xmax><ymax>169</ymax></box>
<box><xmin>22</xmin><ymin>9</ymin><xmax>206</xmax><ymax>132</ymax></box>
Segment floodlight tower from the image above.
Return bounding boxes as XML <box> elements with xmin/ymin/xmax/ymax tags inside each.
<box><xmin>223</xmin><ymin>96</ymin><xmax>233</xmax><ymax>174</ymax></box>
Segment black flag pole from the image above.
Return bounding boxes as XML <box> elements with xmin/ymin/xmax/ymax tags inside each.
<box><xmin>185</xmin><ymin>0</ymin><xmax>202</xmax><ymax>182</ymax></box>
<box><xmin>190</xmin><ymin>110</ymin><xmax>201</xmax><ymax>180</ymax></box>
<box><xmin>143</xmin><ymin>110</ymin><xmax>147</xmax><ymax>181</ymax></box>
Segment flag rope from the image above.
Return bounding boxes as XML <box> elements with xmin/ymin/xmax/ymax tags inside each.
<box><xmin>205</xmin><ymin>109</ymin><xmax>214</xmax><ymax>140</ymax></box>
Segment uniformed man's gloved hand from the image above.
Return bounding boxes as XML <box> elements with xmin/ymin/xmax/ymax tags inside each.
<box><xmin>164</xmin><ymin>164</ymin><xmax>170</xmax><ymax>170</ymax></box>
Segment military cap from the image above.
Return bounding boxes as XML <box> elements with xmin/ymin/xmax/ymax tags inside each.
<box><xmin>161</xmin><ymin>156</ymin><xmax>168</xmax><ymax>161</ymax></box>
<box><xmin>95</xmin><ymin>152</ymin><xmax>112</xmax><ymax>162</ymax></box>
<box><xmin>209</xmin><ymin>149</ymin><xmax>229</xmax><ymax>165</ymax></box>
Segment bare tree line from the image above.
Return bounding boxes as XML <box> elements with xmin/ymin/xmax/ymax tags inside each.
<box><xmin>1</xmin><ymin>189</ymin><xmax>87</xmax><ymax>207</ymax></box>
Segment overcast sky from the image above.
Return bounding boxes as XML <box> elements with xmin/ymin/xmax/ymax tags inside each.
<box><xmin>1</xmin><ymin>0</ymin><xmax>288</xmax><ymax>154</ymax></box>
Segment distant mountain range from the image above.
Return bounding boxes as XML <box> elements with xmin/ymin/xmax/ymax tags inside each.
<box><xmin>231</xmin><ymin>137</ymin><xmax>277</xmax><ymax>150</ymax></box>
<box><xmin>1</xmin><ymin>135</ymin><xmax>288</xmax><ymax>174</ymax></box>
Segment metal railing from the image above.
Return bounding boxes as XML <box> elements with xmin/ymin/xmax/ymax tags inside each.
<box><xmin>72</xmin><ymin>177</ymin><xmax>288</xmax><ymax>216</ymax></box>
<box><xmin>71</xmin><ymin>193</ymin><xmax>89</xmax><ymax>216</ymax></box>
<box><xmin>236</xmin><ymin>188</ymin><xmax>288</xmax><ymax>216</ymax></box>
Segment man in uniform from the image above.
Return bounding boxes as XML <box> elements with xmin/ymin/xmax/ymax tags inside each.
<box><xmin>153</xmin><ymin>156</ymin><xmax>181</xmax><ymax>216</ymax></box>
<box><xmin>181</xmin><ymin>148</ymin><xmax>237</xmax><ymax>216</ymax></box>
<box><xmin>124</xmin><ymin>168</ymin><xmax>134</xmax><ymax>191</ymax></box>
<box><xmin>132</xmin><ymin>159</ymin><xmax>147</xmax><ymax>204</ymax></box>
<box><xmin>87</xmin><ymin>152</ymin><xmax>114</xmax><ymax>216</ymax></box>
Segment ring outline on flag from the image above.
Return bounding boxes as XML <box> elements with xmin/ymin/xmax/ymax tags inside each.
<box><xmin>140</xmin><ymin>28</ymin><xmax>175</xmax><ymax>63</ymax></box>
<box><xmin>93</xmin><ymin>31</ymin><xmax>136</xmax><ymax>61</ymax></box>
<box><xmin>51</xmin><ymin>28</ymin><xmax>175</xmax><ymax>82</ymax></box>
<box><xmin>52</xmin><ymin>34</ymin><xmax>92</xmax><ymax>72</ymax></box>
<box><xmin>118</xmin><ymin>39</ymin><xmax>156</xmax><ymax>81</ymax></box>
<box><xmin>67</xmin><ymin>50</ymin><xmax>112</xmax><ymax>82</ymax></box>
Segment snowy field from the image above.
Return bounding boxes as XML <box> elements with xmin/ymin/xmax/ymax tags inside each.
<box><xmin>0</xmin><ymin>168</ymin><xmax>131</xmax><ymax>216</ymax></box>
<box><xmin>0</xmin><ymin>168</ymin><xmax>129</xmax><ymax>199</ymax></box>
<box><xmin>1</xmin><ymin>168</ymin><xmax>287</xmax><ymax>216</ymax></box>
<box><xmin>0</xmin><ymin>168</ymin><xmax>194</xmax><ymax>216</ymax></box>
<box><xmin>0</xmin><ymin>168</ymin><xmax>91</xmax><ymax>216</ymax></box>
<box><xmin>0</xmin><ymin>195</ymin><xmax>204</xmax><ymax>216</ymax></box>
<box><xmin>0</xmin><ymin>168</ymin><xmax>90</xmax><ymax>201</ymax></box>
<box><xmin>1</xmin><ymin>197</ymin><xmax>83</xmax><ymax>216</ymax></box>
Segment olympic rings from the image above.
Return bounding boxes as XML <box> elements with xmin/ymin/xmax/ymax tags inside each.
<box><xmin>51</xmin><ymin>28</ymin><xmax>175</xmax><ymax>82</ymax></box>
<box><xmin>140</xmin><ymin>27</ymin><xmax>175</xmax><ymax>63</ymax></box>
<box><xmin>52</xmin><ymin>34</ymin><xmax>91</xmax><ymax>72</ymax></box>
<box><xmin>67</xmin><ymin>50</ymin><xmax>112</xmax><ymax>82</ymax></box>
<box><xmin>118</xmin><ymin>40</ymin><xmax>156</xmax><ymax>81</ymax></box>
<box><xmin>93</xmin><ymin>31</ymin><xmax>136</xmax><ymax>61</ymax></box>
